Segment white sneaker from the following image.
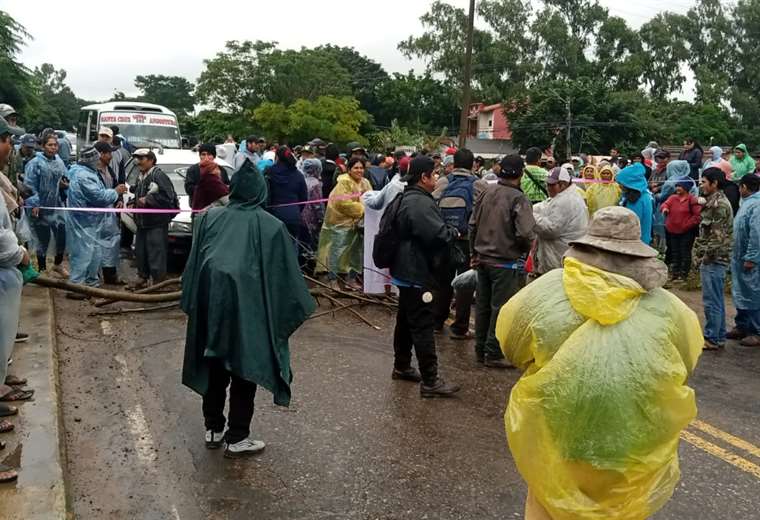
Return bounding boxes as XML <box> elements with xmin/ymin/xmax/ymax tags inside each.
<box><xmin>52</xmin><ymin>264</ymin><xmax>69</xmax><ymax>278</ymax></box>
<box><xmin>224</xmin><ymin>437</ymin><xmax>265</xmax><ymax>458</ymax></box>
<box><xmin>205</xmin><ymin>430</ymin><xmax>224</xmax><ymax>449</ymax></box>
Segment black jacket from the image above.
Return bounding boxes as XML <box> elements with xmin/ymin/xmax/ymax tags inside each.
<box><xmin>184</xmin><ymin>162</ymin><xmax>230</xmax><ymax>201</ymax></box>
<box><xmin>321</xmin><ymin>159</ymin><xmax>339</xmax><ymax>198</ymax></box>
<box><xmin>390</xmin><ymin>185</ymin><xmax>457</xmax><ymax>290</ymax></box>
<box><xmin>132</xmin><ymin>166</ymin><xmax>177</xmax><ymax>228</ymax></box>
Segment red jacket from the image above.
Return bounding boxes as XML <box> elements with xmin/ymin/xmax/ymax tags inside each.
<box><xmin>661</xmin><ymin>193</ymin><xmax>701</xmax><ymax>234</ymax></box>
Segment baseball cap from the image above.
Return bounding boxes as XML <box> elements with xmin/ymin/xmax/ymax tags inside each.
<box><xmin>132</xmin><ymin>148</ymin><xmax>157</xmax><ymax>161</ymax></box>
<box><xmin>499</xmin><ymin>154</ymin><xmax>525</xmax><ymax>177</ymax></box>
<box><xmin>547</xmin><ymin>166</ymin><xmax>572</xmax><ymax>185</ymax></box>
<box><xmin>98</xmin><ymin>126</ymin><xmax>113</xmax><ymax>138</ymax></box>
<box><xmin>257</xmin><ymin>137</ymin><xmax>267</xmax><ymax>144</ymax></box>
<box><xmin>20</xmin><ymin>134</ymin><xmax>36</xmax><ymax>147</ymax></box>
<box><xmin>0</xmin><ymin>115</ymin><xmax>24</xmax><ymax>137</ymax></box>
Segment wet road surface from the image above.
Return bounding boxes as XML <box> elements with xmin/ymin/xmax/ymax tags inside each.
<box><xmin>54</xmin><ymin>287</ymin><xmax>760</xmax><ymax>519</ymax></box>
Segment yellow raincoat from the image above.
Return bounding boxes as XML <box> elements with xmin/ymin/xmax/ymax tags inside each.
<box><xmin>586</xmin><ymin>165</ymin><xmax>621</xmax><ymax>216</ymax></box>
<box><xmin>496</xmin><ymin>257</ymin><xmax>702</xmax><ymax>520</ymax></box>
<box><xmin>316</xmin><ymin>173</ymin><xmax>372</xmax><ymax>275</ymax></box>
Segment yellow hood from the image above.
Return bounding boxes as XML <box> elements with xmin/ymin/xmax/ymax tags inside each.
<box><xmin>562</xmin><ymin>257</ymin><xmax>646</xmax><ymax>325</ymax></box>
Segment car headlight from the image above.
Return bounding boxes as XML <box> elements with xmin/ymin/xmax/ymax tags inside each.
<box><xmin>168</xmin><ymin>221</ymin><xmax>192</xmax><ymax>234</ymax></box>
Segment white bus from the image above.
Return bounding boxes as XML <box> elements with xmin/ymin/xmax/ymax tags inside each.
<box><xmin>77</xmin><ymin>101</ymin><xmax>182</xmax><ymax>154</ymax></box>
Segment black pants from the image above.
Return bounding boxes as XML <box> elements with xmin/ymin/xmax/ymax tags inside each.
<box><xmin>202</xmin><ymin>359</ymin><xmax>257</xmax><ymax>444</ymax></box>
<box><xmin>475</xmin><ymin>266</ymin><xmax>525</xmax><ymax>360</ymax></box>
<box><xmin>135</xmin><ymin>226</ymin><xmax>168</xmax><ymax>281</ymax></box>
<box><xmin>667</xmin><ymin>229</ymin><xmax>696</xmax><ymax>279</ymax></box>
<box><xmin>433</xmin><ymin>241</ymin><xmax>474</xmax><ymax>334</ymax></box>
<box><xmin>393</xmin><ymin>287</ymin><xmax>439</xmax><ymax>385</ymax></box>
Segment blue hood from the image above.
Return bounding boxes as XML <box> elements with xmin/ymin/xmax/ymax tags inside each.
<box><xmin>616</xmin><ymin>163</ymin><xmax>648</xmax><ymax>192</ymax></box>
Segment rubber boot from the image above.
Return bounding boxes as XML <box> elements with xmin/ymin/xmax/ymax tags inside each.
<box><xmin>102</xmin><ymin>267</ymin><xmax>124</xmax><ymax>285</ymax></box>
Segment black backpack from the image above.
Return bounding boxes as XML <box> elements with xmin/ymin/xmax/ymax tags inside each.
<box><xmin>372</xmin><ymin>193</ymin><xmax>404</xmax><ymax>269</ymax></box>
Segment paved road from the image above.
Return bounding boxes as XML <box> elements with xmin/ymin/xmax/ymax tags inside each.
<box><xmin>54</xmin><ymin>287</ymin><xmax>760</xmax><ymax>519</ymax></box>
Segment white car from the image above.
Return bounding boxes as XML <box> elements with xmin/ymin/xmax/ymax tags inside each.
<box><xmin>123</xmin><ymin>148</ymin><xmax>234</xmax><ymax>261</ymax></box>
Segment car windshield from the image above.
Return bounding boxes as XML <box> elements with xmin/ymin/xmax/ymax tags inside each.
<box><xmin>159</xmin><ymin>164</ymin><xmax>190</xmax><ymax>196</ymax></box>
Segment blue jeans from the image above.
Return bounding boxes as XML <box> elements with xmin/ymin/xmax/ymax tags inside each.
<box><xmin>735</xmin><ymin>308</ymin><xmax>760</xmax><ymax>335</ymax></box>
<box><xmin>701</xmin><ymin>263</ymin><xmax>727</xmax><ymax>343</ymax></box>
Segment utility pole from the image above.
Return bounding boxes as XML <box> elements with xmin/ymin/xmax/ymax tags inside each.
<box><xmin>565</xmin><ymin>97</ymin><xmax>572</xmax><ymax>158</ymax></box>
<box><xmin>458</xmin><ymin>0</ymin><xmax>476</xmax><ymax>149</ymax></box>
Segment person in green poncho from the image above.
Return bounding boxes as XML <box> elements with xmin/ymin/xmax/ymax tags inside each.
<box><xmin>730</xmin><ymin>144</ymin><xmax>756</xmax><ymax>180</ymax></box>
<box><xmin>181</xmin><ymin>159</ymin><xmax>316</xmax><ymax>459</ymax></box>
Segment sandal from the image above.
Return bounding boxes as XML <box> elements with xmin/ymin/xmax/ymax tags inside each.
<box><xmin>4</xmin><ymin>375</ymin><xmax>26</xmax><ymax>386</ymax></box>
<box><xmin>0</xmin><ymin>404</ymin><xmax>18</xmax><ymax>417</ymax></box>
<box><xmin>0</xmin><ymin>464</ymin><xmax>18</xmax><ymax>483</ymax></box>
<box><xmin>0</xmin><ymin>419</ymin><xmax>13</xmax><ymax>433</ymax></box>
<box><xmin>0</xmin><ymin>388</ymin><xmax>34</xmax><ymax>402</ymax></box>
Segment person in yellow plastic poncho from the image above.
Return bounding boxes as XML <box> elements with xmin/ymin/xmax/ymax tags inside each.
<box><xmin>316</xmin><ymin>156</ymin><xmax>372</xmax><ymax>290</ymax></box>
<box><xmin>495</xmin><ymin>206</ymin><xmax>703</xmax><ymax>520</ymax></box>
<box><xmin>585</xmin><ymin>163</ymin><xmax>622</xmax><ymax>216</ymax></box>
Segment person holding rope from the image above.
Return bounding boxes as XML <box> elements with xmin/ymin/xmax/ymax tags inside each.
<box><xmin>64</xmin><ymin>145</ymin><xmax>127</xmax><ymax>298</ymax></box>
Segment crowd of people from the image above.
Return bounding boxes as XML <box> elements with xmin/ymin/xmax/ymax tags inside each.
<box><xmin>2</xmin><ymin>99</ymin><xmax>760</xmax><ymax>517</ymax></box>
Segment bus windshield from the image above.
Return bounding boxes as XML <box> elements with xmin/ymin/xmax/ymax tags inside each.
<box><xmin>117</xmin><ymin>123</ymin><xmax>181</xmax><ymax>149</ymax></box>
<box><xmin>98</xmin><ymin>111</ymin><xmax>181</xmax><ymax>148</ymax></box>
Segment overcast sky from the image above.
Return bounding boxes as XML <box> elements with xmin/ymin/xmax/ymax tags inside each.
<box><xmin>5</xmin><ymin>0</ymin><xmax>693</xmax><ymax>102</ymax></box>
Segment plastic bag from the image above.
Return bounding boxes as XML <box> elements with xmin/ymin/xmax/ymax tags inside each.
<box><xmin>14</xmin><ymin>210</ymin><xmax>32</xmax><ymax>244</ymax></box>
<box><xmin>452</xmin><ymin>268</ymin><xmax>477</xmax><ymax>292</ymax></box>
<box><xmin>495</xmin><ymin>257</ymin><xmax>703</xmax><ymax>520</ymax></box>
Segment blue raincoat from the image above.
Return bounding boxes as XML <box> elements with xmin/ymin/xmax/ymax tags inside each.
<box><xmin>0</xmin><ymin>194</ymin><xmax>23</xmax><ymax>384</ymax></box>
<box><xmin>24</xmin><ymin>151</ymin><xmax>68</xmax><ymax>225</ymax></box>
<box><xmin>65</xmin><ymin>164</ymin><xmax>119</xmax><ymax>286</ymax></box>
<box><xmin>616</xmin><ymin>163</ymin><xmax>653</xmax><ymax>244</ymax></box>
<box><xmin>731</xmin><ymin>191</ymin><xmax>760</xmax><ymax>310</ymax></box>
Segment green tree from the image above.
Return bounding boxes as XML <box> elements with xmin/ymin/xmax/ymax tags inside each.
<box><xmin>373</xmin><ymin>72</ymin><xmax>459</xmax><ymax>131</ymax></box>
<box><xmin>730</xmin><ymin>0</ymin><xmax>760</xmax><ymax>129</ymax></box>
<box><xmin>367</xmin><ymin>120</ymin><xmax>426</xmax><ymax>152</ymax></box>
<box><xmin>24</xmin><ymin>64</ymin><xmax>83</xmax><ymax>132</ymax></box>
<box><xmin>683</xmin><ymin>0</ymin><xmax>734</xmax><ymax>105</ymax></box>
<box><xmin>265</xmin><ymin>48</ymin><xmax>352</xmax><ymax>105</ymax></box>
<box><xmin>253</xmin><ymin>96</ymin><xmax>368</xmax><ymax>146</ymax></box>
<box><xmin>188</xmin><ymin>110</ymin><xmax>253</xmax><ymax>143</ymax></box>
<box><xmin>0</xmin><ymin>11</ymin><xmax>34</xmax><ymax>117</ymax></box>
<box><xmin>196</xmin><ymin>40</ymin><xmax>276</xmax><ymax>113</ymax></box>
<box><xmin>399</xmin><ymin>0</ymin><xmax>532</xmax><ymax>101</ymax></box>
<box><xmin>134</xmin><ymin>74</ymin><xmax>195</xmax><ymax>117</ymax></box>
<box><xmin>638</xmin><ymin>12</ymin><xmax>690</xmax><ymax>99</ymax></box>
<box><xmin>313</xmin><ymin>45</ymin><xmax>388</xmax><ymax>115</ymax></box>
<box><xmin>509</xmin><ymin>79</ymin><xmax>639</xmax><ymax>157</ymax></box>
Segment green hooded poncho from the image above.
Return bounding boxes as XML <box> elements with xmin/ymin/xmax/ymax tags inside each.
<box><xmin>730</xmin><ymin>144</ymin><xmax>756</xmax><ymax>180</ymax></box>
<box><xmin>181</xmin><ymin>160</ymin><xmax>316</xmax><ymax>406</ymax></box>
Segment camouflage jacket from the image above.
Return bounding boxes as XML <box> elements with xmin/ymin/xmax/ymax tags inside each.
<box><xmin>693</xmin><ymin>190</ymin><xmax>733</xmax><ymax>266</ymax></box>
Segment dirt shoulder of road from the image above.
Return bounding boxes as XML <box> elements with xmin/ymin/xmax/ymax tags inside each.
<box><xmin>0</xmin><ymin>285</ymin><xmax>67</xmax><ymax>520</ymax></box>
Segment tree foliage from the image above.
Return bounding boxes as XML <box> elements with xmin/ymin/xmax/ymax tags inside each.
<box><xmin>373</xmin><ymin>72</ymin><xmax>459</xmax><ymax>131</ymax></box>
<box><xmin>0</xmin><ymin>10</ymin><xmax>34</xmax><ymax>114</ymax></box>
<box><xmin>134</xmin><ymin>74</ymin><xmax>195</xmax><ymax>117</ymax></box>
<box><xmin>253</xmin><ymin>96</ymin><xmax>368</xmax><ymax>146</ymax></box>
<box><xmin>22</xmin><ymin>64</ymin><xmax>83</xmax><ymax>132</ymax></box>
